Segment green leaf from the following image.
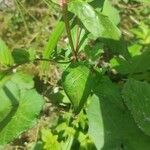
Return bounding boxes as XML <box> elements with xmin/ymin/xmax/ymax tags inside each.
<box><xmin>122</xmin><ymin>79</ymin><xmax>150</xmax><ymax>136</ymax></box>
<box><xmin>41</xmin><ymin>20</ymin><xmax>65</xmax><ymax>72</ymax></box>
<box><xmin>92</xmin><ymin>75</ymin><xmax>124</xmax><ymax>109</ymax></box>
<box><xmin>89</xmin><ymin>0</ymin><xmax>105</xmax><ymax>11</ymax></box>
<box><xmin>87</xmin><ymin>95</ymin><xmax>105</xmax><ymax>150</ymax></box>
<box><xmin>0</xmin><ymin>71</ymin><xmax>12</xmax><ymax>88</ymax></box>
<box><xmin>69</xmin><ymin>1</ymin><xmax>121</xmax><ymax>40</ymax></box>
<box><xmin>87</xmin><ymin>94</ymin><xmax>150</xmax><ymax>150</ymax></box>
<box><xmin>11</xmin><ymin>72</ymin><xmax>34</xmax><ymax>90</ymax></box>
<box><xmin>0</xmin><ymin>38</ymin><xmax>13</xmax><ymax>66</ymax></box>
<box><xmin>61</xmin><ymin>136</ymin><xmax>74</xmax><ymax>150</ymax></box>
<box><xmin>102</xmin><ymin>0</ymin><xmax>120</xmax><ymax>25</ymax></box>
<box><xmin>87</xmin><ymin>75</ymin><xmax>150</xmax><ymax>150</ymax></box>
<box><xmin>12</xmin><ymin>48</ymin><xmax>30</xmax><ymax>64</ymax></box>
<box><xmin>0</xmin><ymin>73</ymin><xmax>44</xmax><ymax>145</ymax></box>
<box><xmin>111</xmin><ymin>50</ymin><xmax>150</xmax><ymax>75</ymax></box>
<box><xmin>84</xmin><ymin>42</ymin><xmax>103</xmax><ymax>61</ymax></box>
<box><xmin>41</xmin><ymin>128</ymin><xmax>61</xmax><ymax>150</ymax></box>
<box><xmin>128</xmin><ymin>44</ymin><xmax>142</xmax><ymax>57</ymax></box>
<box><xmin>62</xmin><ymin>63</ymin><xmax>92</xmax><ymax>113</ymax></box>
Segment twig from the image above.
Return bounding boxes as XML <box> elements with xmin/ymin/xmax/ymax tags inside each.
<box><xmin>2</xmin><ymin>58</ymin><xmax>71</xmax><ymax>76</ymax></box>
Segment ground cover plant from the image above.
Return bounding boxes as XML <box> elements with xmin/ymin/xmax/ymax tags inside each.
<box><xmin>0</xmin><ymin>0</ymin><xmax>150</xmax><ymax>149</ymax></box>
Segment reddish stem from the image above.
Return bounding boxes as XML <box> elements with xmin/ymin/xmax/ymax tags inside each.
<box><xmin>75</xmin><ymin>26</ymin><xmax>81</xmax><ymax>52</ymax></box>
<box><xmin>61</xmin><ymin>0</ymin><xmax>78</xmax><ymax>61</ymax></box>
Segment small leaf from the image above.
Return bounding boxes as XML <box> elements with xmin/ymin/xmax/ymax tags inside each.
<box><xmin>62</xmin><ymin>63</ymin><xmax>92</xmax><ymax>113</ymax></box>
<box><xmin>12</xmin><ymin>48</ymin><xmax>30</xmax><ymax>64</ymax></box>
<box><xmin>41</xmin><ymin>128</ymin><xmax>61</xmax><ymax>150</ymax></box>
<box><xmin>0</xmin><ymin>38</ymin><xmax>13</xmax><ymax>66</ymax></box>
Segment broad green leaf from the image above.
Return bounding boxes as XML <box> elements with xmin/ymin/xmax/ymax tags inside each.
<box><xmin>87</xmin><ymin>74</ymin><xmax>150</xmax><ymax>150</ymax></box>
<box><xmin>0</xmin><ymin>71</ymin><xmax>12</xmax><ymax>88</ymax></box>
<box><xmin>102</xmin><ymin>0</ymin><xmax>120</xmax><ymax>25</ymax></box>
<box><xmin>62</xmin><ymin>63</ymin><xmax>92</xmax><ymax>113</ymax></box>
<box><xmin>101</xmin><ymin>37</ymin><xmax>131</xmax><ymax>61</ymax></box>
<box><xmin>0</xmin><ymin>71</ymin><xmax>33</xmax><ymax>90</ymax></box>
<box><xmin>87</xmin><ymin>94</ymin><xmax>150</xmax><ymax>150</ymax></box>
<box><xmin>11</xmin><ymin>72</ymin><xmax>34</xmax><ymax>90</ymax></box>
<box><xmin>122</xmin><ymin>79</ymin><xmax>150</xmax><ymax>136</ymax></box>
<box><xmin>41</xmin><ymin>20</ymin><xmax>65</xmax><ymax>72</ymax></box>
<box><xmin>69</xmin><ymin>1</ymin><xmax>121</xmax><ymax>40</ymax></box>
<box><xmin>0</xmin><ymin>39</ymin><xmax>13</xmax><ymax>66</ymax></box>
<box><xmin>92</xmin><ymin>74</ymin><xmax>124</xmax><ymax>109</ymax></box>
<box><xmin>87</xmin><ymin>95</ymin><xmax>104</xmax><ymax>150</ymax></box>
<box><xmin>0</xmin><ymin>81</ymin><xmax>19</xmax><ymax>123</ymax></box>
<box><xmin>0</xmin><ymin>73</ymin><xmax>44</xmax><ymax>145</ymax></box>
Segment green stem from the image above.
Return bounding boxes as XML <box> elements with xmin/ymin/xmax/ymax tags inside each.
<box><xmin>2</xmin><ymin>58</ymin><xmax>71</xmax><ymax>80</ymax></box>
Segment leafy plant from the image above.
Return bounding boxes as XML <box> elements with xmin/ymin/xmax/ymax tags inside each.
<box><xmin>0</xmin><ymin>0</ymin><xmax>150</xmax><ymax>149</ymax></box>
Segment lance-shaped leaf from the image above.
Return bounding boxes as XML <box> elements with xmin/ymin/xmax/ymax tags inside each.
<box><xmin>62</xmin><ymin>63</ymin><xmax>92</xmax><ymax>113</ymax></box>
<box><xmin>41</xmin><ymin>20</ymin><xmax>65</xmax><ymax>72</ymax></box>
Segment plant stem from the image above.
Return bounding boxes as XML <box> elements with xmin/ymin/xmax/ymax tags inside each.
<box><xmin>62</xmin><ymin>1</ymin><xmax>78</xmax><ymax>61</ymax></box>
<box><xmin>75</xmin><ymin>25</ymin><xmax>81</xmax><ymax>52</ymax></box>
<box><xmin>2</xmin><ymin>58</ymin><xmax>71</xmax><ymax>80</ymax></box>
